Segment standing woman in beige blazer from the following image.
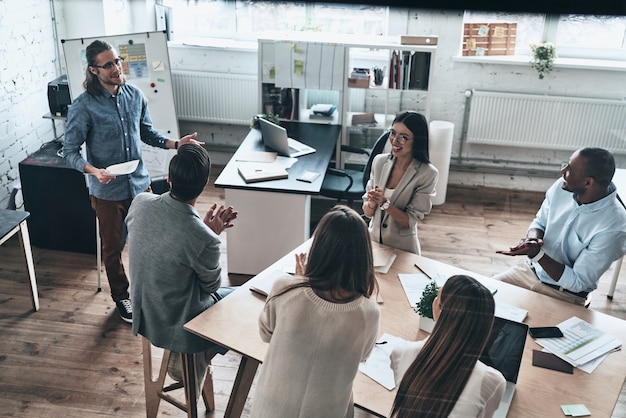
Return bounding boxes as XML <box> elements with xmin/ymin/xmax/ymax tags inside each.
<box><xmin>362</xmin><ymin>111</ymin><xmax>438</xmax><ymax>254</ymax></box>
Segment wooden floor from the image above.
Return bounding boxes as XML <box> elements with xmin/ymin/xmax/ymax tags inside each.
<box><xmin>1</xmin><ymin>166</ymin><xmax>625</xmax><ymax>417</ymax></box>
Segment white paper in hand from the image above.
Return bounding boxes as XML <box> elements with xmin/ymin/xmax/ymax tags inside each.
<box><xmin>106</xmin><ymin>160</ymin><xmax>139</xmax><ymax>175</ymax></box>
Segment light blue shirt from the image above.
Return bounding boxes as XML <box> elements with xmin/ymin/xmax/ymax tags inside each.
<box><xmin>531</xmin><ymin>178</ymin><xmax>626</xmax><ymax>293</ymax></box>
<box><xmin>63</xmin><ymin>83</ymin><xmax>169</xmax><ymax>201</ymax></box>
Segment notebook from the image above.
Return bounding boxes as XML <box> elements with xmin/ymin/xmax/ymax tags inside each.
<box><xmin>479</xmin><ymin>316</ymin><xmax>529</xmax><ymax>418</ymax></box>
<box><xmin>258</xmin><ymin>118</ymin><xmax>316</xmax><ymax>158</ymax></box>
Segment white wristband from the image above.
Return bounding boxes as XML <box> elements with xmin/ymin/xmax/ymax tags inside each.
<box><xmin>529</xmin><ymin>249</ymin><xmax>545</xmax><ymax>263</ymax></box>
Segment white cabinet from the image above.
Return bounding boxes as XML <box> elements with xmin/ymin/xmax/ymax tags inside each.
<box><xmin>257</xmin><ymin>35</ymin><xmax>436</xmax><ymax>168</ymax></box>
<box><xmin>342</xmin><ymin>42</ymin><xmax>436</xmax><ymax>168</ymax></box>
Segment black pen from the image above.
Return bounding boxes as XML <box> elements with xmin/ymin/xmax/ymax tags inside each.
<box><xmin>414</xmin><ymin>263</ymin><xmax>433</xmax><ymax>280</ymax></box>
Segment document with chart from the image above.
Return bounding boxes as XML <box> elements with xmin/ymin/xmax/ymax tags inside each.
<box><xmin>533</xmin><ymin>316</ymin><xmax>622</xmax><ymax>369</ymax></box>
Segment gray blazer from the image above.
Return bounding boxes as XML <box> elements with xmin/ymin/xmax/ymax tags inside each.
<box><xmin>363</xmin><ymin>153</ymin><xmax>438</xmax><ymax>254</ymax></box>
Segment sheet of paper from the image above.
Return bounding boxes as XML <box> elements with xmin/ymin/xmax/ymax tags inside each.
<box><xmin>398</xmin><ymin>273</ymin><xmax>448</xmax><ymax>308</ymax></box>
<box><xmin>235</xmin><ymin>151</ymin><xmax>277</xmax><ymax>163</ymax></box>
<box><xmin>106</xmin><ymin>159</ymin><xmax>139</xmax><ymax>175</ymax></box>
<box><xmin>495</xmin><ymin>302</ymin><xmax>528</xmax><ymax>323</ymax></box>
<box><xmin>534</xmin><ymin>316</ymin><xmax>622</xmax><ymax>367</ymax></box>
<box><xmin>560</xmin><ymin>404</ymin><xmax>591</xmax><ymax>417</ymax></box>
<box><xmin>358</xmin><ymin>333</ymin><xmax>409</xmax><ymax>390</ymax></box>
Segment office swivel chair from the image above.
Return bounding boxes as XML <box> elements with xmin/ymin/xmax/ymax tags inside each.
<box><xmin>319</xmin><ymin>130</ymin><xmax>389</xmax><ymax>207</ymax></box>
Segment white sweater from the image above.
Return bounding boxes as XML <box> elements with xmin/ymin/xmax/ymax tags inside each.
<box><xmin>391</xmin><ymin>340</ymin><xmax>506</xmax><ymax>418</ymax></box>
<box><xmin>250</xmin><ymin>276</ymin><xmax>381</xmax><ymax>418</ymax></box>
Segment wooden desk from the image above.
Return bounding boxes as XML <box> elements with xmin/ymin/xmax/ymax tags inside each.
<box><xmin>0</xmin><ymin>210</ymin><xmax>39</xmax><ymax>311</ymax></box>
<box><xmin>214</xmin><ymin>122</ymin><xmax>340</xmax><ymax>275</ymax></box>
<box><xmin>185</xmin><ymin>241</ymin><xmax>626</xmax><ymax>418</ymax></box>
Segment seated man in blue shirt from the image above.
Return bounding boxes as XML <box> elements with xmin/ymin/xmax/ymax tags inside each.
<box><xmin>494</xmin><ymin>147</ymin><xmax>626</xmax><ymax>306</ymax></box>
<box><xmin>63</xmin><ymin>40</ymin><xmax>202</xmax><ymax>322</ymax></box>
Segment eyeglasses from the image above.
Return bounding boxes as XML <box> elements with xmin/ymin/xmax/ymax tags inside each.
<box><xmin>388</xmin><ymin>129</ymin><xmax>412</xmax><ymax>145</ymax></box>
<box><xmin>91</xmin><ymin>57</ymin><xmax>124</xmax><ymax>70</ymax></box>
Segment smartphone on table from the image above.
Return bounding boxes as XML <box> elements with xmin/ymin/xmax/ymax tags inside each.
<box><xmin>529</xmin><ymin>326</ymin><xmax>564</xmax><ymax>339</ymax></box>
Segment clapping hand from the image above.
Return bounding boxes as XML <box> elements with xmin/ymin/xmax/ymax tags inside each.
<box><xmin>295</xmin><ymin>252</ymin><xmax>307</xmax><ymax>276</ymax></box>
<box><xmin>204</xmin><ymin>203</ymin><xmax>238</xmax><ymax>235</ymax></box>
<box><xmin>496</xmin><ymin>237</ymin><xmax>543</xmax><ymax>256</ymax></box>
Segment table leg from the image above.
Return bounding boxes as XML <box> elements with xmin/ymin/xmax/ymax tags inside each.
<box><xmin>224</xmin><ymin>356</ymin><xmax>260</xmax><ymax>418</ymax></box>
<box><xmin>608</xmin><ymin>255</ymin><xmax>623</xmax><ymax>300</ymax></box>
<box><xmin>18</xmin><ymin>221</ymin><xmax>39</xmax><ymax>311</ymax></box>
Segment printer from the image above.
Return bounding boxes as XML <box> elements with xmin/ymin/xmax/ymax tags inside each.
<box><xmin>47</xmin><ymin>74</ymin><xmax>71</xmax><ymax>117</ymax></box>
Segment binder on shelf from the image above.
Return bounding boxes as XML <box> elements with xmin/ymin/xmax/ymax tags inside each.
<box><xmin>409</xmin><ymin>51</ymin><xmax>431</xmax><ymax>90</ymax></box>
<box><xmin>237</xmin><ymin>162</ymin><xmax>288</xmax><ymax>183</ymax></box>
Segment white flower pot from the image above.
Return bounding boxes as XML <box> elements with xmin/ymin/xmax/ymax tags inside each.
<box><xmin>419</xmin><ymin>316</ymin><xmax>435</xmax><ymax>333</ymax></box>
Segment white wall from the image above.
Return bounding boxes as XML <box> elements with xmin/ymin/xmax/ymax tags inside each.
<box><xmin>0</xmin><ymin>0</ymin><xmax>59</xmax><ymax>209</ymax></box>
<box><xmin>2</xmin><ymin>1</ymin><xmax>625</xmax><ymax>208</ymax></box>
<box><xmin>166</xmin><ymin>12</ymin><xmax>626</xmax><ymax>191</ymax></box>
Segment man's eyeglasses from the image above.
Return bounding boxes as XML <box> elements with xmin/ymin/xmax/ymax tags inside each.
<box><xmin>91</xmin><ymin>57</ymin><xmax>124</xmax><ymax>70</ymax></box>
<box><xmin>388</xmin><ymin>130</ymin><xmax>412</xmax><ymax>145</ymax></box>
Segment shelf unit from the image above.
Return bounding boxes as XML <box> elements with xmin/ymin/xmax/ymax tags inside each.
<box><xmin>257</xmin><ymin>34</ymin><xmax>436</xmax><ymax>169</ymax></box>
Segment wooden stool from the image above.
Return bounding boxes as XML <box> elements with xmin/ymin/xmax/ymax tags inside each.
<box><xmin>142</xmin><ymin>336</ymin><xmax>217</xmax><ymax>418</ymax></box>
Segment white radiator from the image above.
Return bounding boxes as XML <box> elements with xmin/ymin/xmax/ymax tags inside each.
<box><xmin>172</xmin><ymin>71</ymin><xmax>257</xmax><ymax>125</ymax></box>
<box><xmin>466</xmin><ymin>90</ymin><xmax>626</xmax><ymax>154</ymax></box>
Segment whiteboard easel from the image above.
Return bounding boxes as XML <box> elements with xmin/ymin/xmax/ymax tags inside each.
<box><xmin>61</xmin><ymin>31</ymin><xmax>179</xmax><ymax>178</ymax></box>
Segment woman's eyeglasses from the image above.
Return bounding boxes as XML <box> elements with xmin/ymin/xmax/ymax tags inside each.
<box><xmin>91</xmin><ymin>57</ymin><xmax>124</xmax><ymax>70</ymax></box>
<box><xmin>388</xmin><ymin>130</ymin><xmax>412</xmax><ymax>145</ymax></box>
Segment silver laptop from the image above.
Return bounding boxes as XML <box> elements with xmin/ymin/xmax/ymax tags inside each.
<box><xmin>258</xmin><ymin>118</ymin><xmax>316</xmax><ymax>158</ymax></box>
<box><xmin>479</xmin><ymin>316</ymin><xmax>529</xmax><ymax>418</ymax></box>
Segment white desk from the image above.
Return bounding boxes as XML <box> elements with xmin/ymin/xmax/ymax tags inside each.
<box><xmin>214</xmin><ymin>122</ymin><xmax>340</xmax><ymax>275</ymax></box>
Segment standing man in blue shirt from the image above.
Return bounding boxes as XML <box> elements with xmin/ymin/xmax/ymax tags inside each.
<box><xmin>63</xmin><ymin>40</ymin><xmax>203</xmax><ymax>323</ymax></box>
<box><xmin>494</xmin><ymin>147</ymin><xmax>626</xmax><ymax>306</ymax></box>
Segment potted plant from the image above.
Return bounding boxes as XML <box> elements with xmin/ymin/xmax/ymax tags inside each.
<box><xmin>250</xmin><ymin>113</ymin><xmax>279</xmax><ymax>130</ymax></box>
<box><xmin>529</xmin><ymin>41</ymin><xmax>556</xmax><ymax>80</ymax></box>
<box><xmin>414</xmin><ymin>281</ymin><xmax>440</xmax><ymax>333</ymax></box>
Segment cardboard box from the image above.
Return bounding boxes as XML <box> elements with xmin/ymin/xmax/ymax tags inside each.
<box><xmin>400</xmin><ymin>35</ymin><xmax>438</xmax><ymax>46</ymax></box>
<box><xmin>348</xmin><ymin>77</ymin><xmax>370</xmax><ymax>88</ymax></box>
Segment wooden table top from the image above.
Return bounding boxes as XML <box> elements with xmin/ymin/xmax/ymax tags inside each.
<box><xmin>185</xmin><ymin>240</ymin><xmax>626</xmax><ymax>418</ymax></box>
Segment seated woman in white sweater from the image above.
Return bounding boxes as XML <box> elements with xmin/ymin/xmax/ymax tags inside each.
<box><xmin>390</xmin><ymin>275</ymin><xmax>506</xmax><ymax>418</ymax></box>
<box><xmin>250</xmin><ymin>205</ymin><xmax>381</xmax><ymax>418</ymax></box>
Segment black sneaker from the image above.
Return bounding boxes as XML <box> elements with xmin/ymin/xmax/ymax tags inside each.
<box><xmin>116</xmin><ymin>299</ymin><xmax>132</xmax><ymax>323</ymax></box>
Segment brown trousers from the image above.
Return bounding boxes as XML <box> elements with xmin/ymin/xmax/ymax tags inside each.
<box><xmin>90</xmin><ymin>196</ymin><xmax>133</xmax><ymax>302</ymax></box>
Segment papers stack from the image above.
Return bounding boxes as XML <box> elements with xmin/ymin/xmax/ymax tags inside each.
<box><xmin>373</xmin><ymin>247</ymin><xmax>397</xmax><ymax>274</ymax></box>
<box><xmin>238</xmin><ymin>162</ymin><xmax>288</xmax><ymax>183</ymax></box>
<box><xmin>310</xmin><ymin>103</ymin><xmax>337</xmax><ymax>118</ymax></box>
<box><xmin>533</xmin><ymin>316</ymin><xmax>622</xmax><ymax>372</ymax></box>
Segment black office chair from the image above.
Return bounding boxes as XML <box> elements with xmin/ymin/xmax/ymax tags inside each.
<box><xmin>320</xmin><ymin>130</ymin><xmax>389</xmax><ymax>207</ymax></box>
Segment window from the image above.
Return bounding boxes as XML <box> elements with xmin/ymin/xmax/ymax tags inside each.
<box><xmin>463</xmin><ymin>11</ymin><xmax>626</xmax><ymax>60</ymax></box>
<box><xmin>162</xmin><ymin>1</ymin><xmax>388</xmax><ymax>42</ymax></box>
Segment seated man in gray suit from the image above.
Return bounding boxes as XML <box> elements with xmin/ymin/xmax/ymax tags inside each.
<box><xmin>126</xmin><ymin>143</ymin><xmax>237</xmax><ymax>387</ymax></box>
<box><xmin>494</xmin><ymin>147</ymin><xmax>626</xmax><ymax>306</ymax></box>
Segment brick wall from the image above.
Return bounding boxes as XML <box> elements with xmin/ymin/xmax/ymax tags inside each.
<box><xmin>0</xmin><ymin>0</ymin><xmax>59</xmax><ymax>209</ymax></box>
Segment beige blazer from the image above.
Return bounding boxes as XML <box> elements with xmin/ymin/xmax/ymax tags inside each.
<box><xmin>363</xmin><ymin>153</ymin><xmax>438</xmax><ymax>254</ymax></box>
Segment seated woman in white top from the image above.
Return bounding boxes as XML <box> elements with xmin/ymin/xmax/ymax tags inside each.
<box><xmin>390</xmin><ymin>275</ymin><xmax>506</xmax><ymax>418</ymax></box>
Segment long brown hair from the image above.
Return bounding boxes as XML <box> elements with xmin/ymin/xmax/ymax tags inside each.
<box><xmin>270</xmin><ymin>205</ymin><xmax>377</xmax><ymax>300</ymax></box>
<box><xmin>391</xmin><ymin>275</ymin><xmax>495</xmax><ymax>418</ymax></box>
<box><xmin>82</xmin><ymin>40</ymin><xmax>124</xmax><ymax>96</ymax></box>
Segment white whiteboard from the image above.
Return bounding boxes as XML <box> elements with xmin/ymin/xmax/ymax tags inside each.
<box><xmin>62</xmin><ymin>31</ymin><xmax>179</xmax><ymax>177</ymax></box>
